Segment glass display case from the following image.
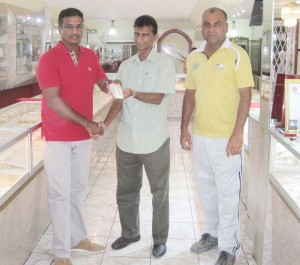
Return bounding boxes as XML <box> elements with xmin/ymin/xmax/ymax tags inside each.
<box><xmin>267</xmin><ymin>5</ymin><xmax>300</xmax><ymax>218</ymax></box>
<box><xmin>0</xmin><ymin>8</ymin><xmax>7</xmax><ymax>89</ymax></box>
<box><xmin>0</xmin><ymin>100</ymin><xmax>43</xmax><ymax>206</ymax></box>
<box><xmin>269</xmin><ymin>130</ymin><xmax>300</xmax><ymax>217</ymax></box>
<box><xmin>244</xmin><ymin>111</ymin><xmax>260</xmax><ymax>154</ymax></box>
<box><xmin>0</xmin><ymin>3</ymin><xmax>44</xmax><ymax>90</ymax></box>
<box><xmin>0</xmin><ymin>100</ymin><xmax>42</xmax><ymax>128</ymax></box>
<box><xmin>16</xmin><ymin>18</ymin><xmax>43</xmax><ymax>74</ymax></box>
<box><xmin>0</xmin><ymin>126</ymin><xmax>42</xmax><ymax>206</ymax></box>
<box><xmin>0</xmin><ymin>90</ymin><xmax>113</xmax><ymax>207</ymax></box>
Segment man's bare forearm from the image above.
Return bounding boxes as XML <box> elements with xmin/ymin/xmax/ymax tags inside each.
<box><xmin>181</xmin><ymin>89</ymin><xmax>195</xmax><ymax>131</ymax></box>
<box><xmin>232</xmin><ymin>87</ymin><xmax>252</xmax><ymax>135</ymax></box>
<box><xmin>103</xmin><ymin>99</ymin><xmax>123</xmax><ymax>128</ymax></box>
<box><xmin>132</xmin><ymin>90</ymin><xmax>165</xmax><ymax>105</ymax></box>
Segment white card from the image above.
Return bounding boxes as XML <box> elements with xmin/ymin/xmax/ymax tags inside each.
<box><xmin>108</xmin><ymin>83</ymin><xmax>124</xmax><ymax>99</ymax></box>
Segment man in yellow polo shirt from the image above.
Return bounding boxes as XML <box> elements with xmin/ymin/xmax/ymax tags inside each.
<box><xmin>180</xmin><ymin>7</ymin><xmax>254</xmax><ymax>265</ymax></box>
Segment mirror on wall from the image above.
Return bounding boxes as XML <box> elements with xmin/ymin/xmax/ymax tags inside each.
<box><xmin>157</xmin><ymin>29</ymin><xmax>192</xmax><ymax>73</ymax></box>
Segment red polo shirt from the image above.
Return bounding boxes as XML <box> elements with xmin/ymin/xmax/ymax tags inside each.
<box><xmin>36</xmin><ymin>41</ymin><xmax>106</xmax><ymax>141</ymax></box>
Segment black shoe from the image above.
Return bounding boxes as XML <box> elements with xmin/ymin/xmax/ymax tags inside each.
<box><xmin>152</xmin><ymin>243</ymin><xmax>167</xmax><ymax>258</ymax></box>
<box><xmin>111</xmin><ymin>235</ymin><xmax>141</xmax><ymax>250</ymax></box>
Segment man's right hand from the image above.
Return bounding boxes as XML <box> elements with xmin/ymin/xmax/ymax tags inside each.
<box><xmin>123</xmin><ymin>88</ymin><xmax>134</xmax><ymax>99</ymax></box>
<box><xmin>85</xmin><ymin>121</ymin><xmax>104</xmax><ymax>138</ymax></box>
<box><xmin>180</xmin><ymin>129</ymin><xmax>192</xmax><ymax>151</ymax></box>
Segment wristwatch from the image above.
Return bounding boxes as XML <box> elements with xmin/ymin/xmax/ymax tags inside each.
<box><xmin>131</xmin><ymin>89</ymin><xmax>136</xmax><ymax>98</ymax></box>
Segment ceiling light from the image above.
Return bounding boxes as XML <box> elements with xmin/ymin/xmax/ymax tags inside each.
<box><xmin>281</xmin><ymin>2</ymin><xmax>300</xmax><ymax>27</ymax></box>
<box><xmin>108</xmin><ymin>20</ymin><xmax>117</xmax><ymax>36</ymax></box>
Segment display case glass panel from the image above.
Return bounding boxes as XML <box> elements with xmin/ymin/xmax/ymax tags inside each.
<box><xmin>0</xmin><ymin>129</ymin><xmax>30</xmax><ymax>201</ymax></box>
<box><xmin>31</xmin><ymin>126</ymin><xmax>43</xmax><ymax>168</ymax></box>
<box><xmin>267</xmin><ymin>0</ymin><xmax>300</xmax><ymax>220</ymax></box>
<box><xmin>269</xmin><ymin>131</ymin><xmax>300</xmax><ymax>216</ymax></box>
<box><xmin>0</xmin><ymin>100</ymin><xmax>43</xmax><ymax>206</ymax></box>
<box><xmin>0</xmin><ymin>91</ymin><xmax>112</xmax><ymax>206</ymax></box>
<box><xmin>0</xmin><ymin>101</ymin><xmax>41</xmax><ymax>128</ymax></box>
<box><xmin>0</xmin><ymin>126</ymin><xmax>42</xmax><ymax>206</ymax></box>
<box><xmin>0</xmin><ymin>14</ymin><xmax>7</xmax><ymax>81</ymax></box>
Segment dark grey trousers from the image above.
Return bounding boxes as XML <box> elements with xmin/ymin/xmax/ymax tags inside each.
<box><xmin>116</xmin><ymin>138</ymin><xmax>170</xmax><ymax>244</ymax></box>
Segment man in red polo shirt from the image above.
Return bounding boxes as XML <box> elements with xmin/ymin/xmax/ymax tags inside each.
<box><xmin>36</xmin><ymin>8</ymin><xmax>109</xmax><ymax>265</ymax></box>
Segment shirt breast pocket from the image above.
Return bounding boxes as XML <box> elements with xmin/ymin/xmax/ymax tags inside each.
<box><xmin>142</xmin><ymin>71</ymin><xmax>158</xmax><ymax>92</ymax></box>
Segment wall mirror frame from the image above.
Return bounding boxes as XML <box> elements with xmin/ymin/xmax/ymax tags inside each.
<box><xmin>157</xmin><ymin>29</ymin><xmax>192</xmax><ymax>73</ymax></box>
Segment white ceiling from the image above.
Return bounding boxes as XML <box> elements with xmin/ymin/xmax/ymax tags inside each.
<box><xmin>43</xmin><ymin>0</ymin><xmax>255</xmax><ymax>26</ymax></box>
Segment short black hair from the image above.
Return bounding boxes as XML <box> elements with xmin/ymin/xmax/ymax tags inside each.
<box><xmin>203</xmin><ymin>7</ymin><xmax>227</xmax><ymax>21</ymax></box>
<box><xmin>58</xmin><ymin>8</ymin><xmax>84</xmax><ymax>26</ymax></box>
<box><xmin>134</xmin><ymin>15</ymin><xmax>158</xmax><ymax>35</ymax></box>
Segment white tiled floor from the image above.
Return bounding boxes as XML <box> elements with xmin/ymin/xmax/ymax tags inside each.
<box><xmin>24</xmin><ymin>117</ymin><xmax>257</xmax><ymax>265</ymax></box>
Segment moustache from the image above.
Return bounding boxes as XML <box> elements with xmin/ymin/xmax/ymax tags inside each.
<box><xmin>69</xmin><ymin>34</ymin><xmax>81</xmax><ymax>38</ymax></box>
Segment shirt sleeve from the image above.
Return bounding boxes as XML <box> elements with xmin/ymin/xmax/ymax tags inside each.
<box><xmin>236</xmin><ymin>49</ymin><xmax>255</xmax><ymax>89</ymax></box>
<box><xmin>36</xmin><ymin>52</ymin><xmax>61</xmax><ymax>89</ymax></box>
<box><xmin>155</xmin><ymin>55</ymin><xmax>176</xmax><ymax>94</ymax></box>
<box><xmin>184</xmin><ymin>54</ymin><xmax>197</xmax><ymax>91</ymax></box>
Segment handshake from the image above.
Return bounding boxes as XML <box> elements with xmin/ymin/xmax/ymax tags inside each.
<box><xmin>85</xmin><ymin>120</ymin><xmax>106</xmax><ymax>140</ymax></box>
<box><xmin>84</xmin><ymin>81</ymin><xmax>135</xmax><ymax>140</ymax></box>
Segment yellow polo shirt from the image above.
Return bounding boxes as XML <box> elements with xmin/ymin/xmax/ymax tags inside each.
<box><xmin>185</xmin><ymin>38</ymin><xmax>254</xmax><ymax>138</ymax></box>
